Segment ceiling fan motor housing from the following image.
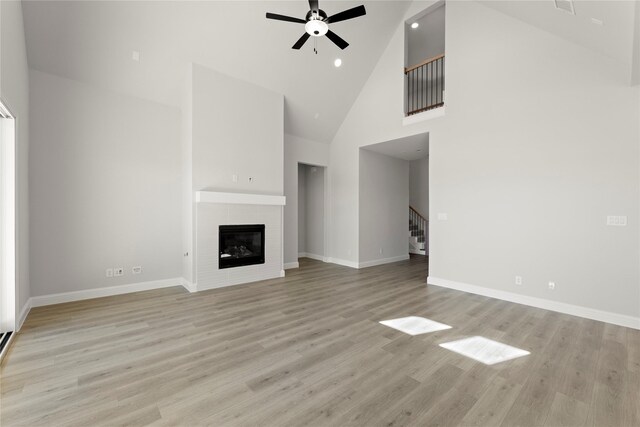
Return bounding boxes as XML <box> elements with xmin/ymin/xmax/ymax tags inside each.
<box><xmin>305</xmin><ymin>9</ymin><xmax>328</xmax><ymax>36</ymax></box>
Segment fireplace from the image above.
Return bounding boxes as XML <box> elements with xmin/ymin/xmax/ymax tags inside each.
<box><xmin>219</xmin><ymin>224</ymin><xmax>265</xmax><ymax>269</ymax></box>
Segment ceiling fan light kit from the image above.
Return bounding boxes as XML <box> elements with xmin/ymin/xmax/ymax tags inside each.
<box><xmin>266</xmin><ymin>0</ymin><xmax>366</xmax><ymax>52</ymax></box>
<box><xmin>305</xmin><ymin>19</ymin><xmax>328</xmax><ymax>37</ymax></box>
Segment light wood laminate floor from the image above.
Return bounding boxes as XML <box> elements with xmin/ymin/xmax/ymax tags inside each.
<box><xmin>1</xmin><ymin>256</ymin><xmax>639</xmax><ymax>426</ymax></box>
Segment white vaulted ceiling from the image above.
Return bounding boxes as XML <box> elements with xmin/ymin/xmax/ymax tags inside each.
<box><xmin>479</xmin><ymin>0</ymin><xmax>638</xmax><ymax>76</ymax></box>
<box><xmin>21</xmin><ymin>1</ymin><xmax>639</xmax><ymax>144</ymax></box>
<box><xmin>22</xmin><ymin>1</ymin><xmax>411</xmax><ymax>143</ymax></box>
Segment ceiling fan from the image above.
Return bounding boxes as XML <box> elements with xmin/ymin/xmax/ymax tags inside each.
<box><xmin>266</xmin><ymin>0</ymin><xmax>366</xmax><ymax>51</ymax></box>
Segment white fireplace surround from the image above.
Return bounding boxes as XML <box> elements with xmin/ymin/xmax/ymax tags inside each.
<box><xmin>196</xmin><ymin>191</ymin><xmax>286</xmax><ymax>206</ymax></box>
<box><xmin>194</xmin><ymin>191</ymin><xmax>286</xmax><ymax>291</ymax></box>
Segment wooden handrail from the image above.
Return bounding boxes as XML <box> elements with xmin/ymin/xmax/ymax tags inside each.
<box><xmin>410</xmin><ymin>205</ymin><xmax>427</xmax><ymax>222</ymax></box>
<box><xmin>407</xmin><ymin>102</ymin><xmax>444</xmax><ymax>116</ymax></box>
<box><xmin>404</xmin><ymin>53</ymin><xmax>445</xmax><ymax>74</ymax></box>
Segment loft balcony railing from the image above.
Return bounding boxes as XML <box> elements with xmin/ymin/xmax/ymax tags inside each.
<box><xmin>405</xmin><ymin>54</ymin><xmax>445</xmax><ymax>116</ymax></box>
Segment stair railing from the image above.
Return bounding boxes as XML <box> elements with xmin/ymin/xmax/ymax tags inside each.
<box><xmin>409</xmin><ymin>206</ymin><xmax>428</xmax><ymax>254</ymax></box>
<box><xmin>405</xmin><ymin>53</ymin><xmax>445</xmax><ymax>116</ymax></box>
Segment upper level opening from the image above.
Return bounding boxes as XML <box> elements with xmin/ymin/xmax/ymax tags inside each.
<box><xmin>404</xmin><ymin>2</ymin><xmax>446</xmax><ymax>117</ymax></box>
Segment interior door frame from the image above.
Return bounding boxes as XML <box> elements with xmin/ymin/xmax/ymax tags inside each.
<box><xmin>297</xmin><ymin>162</ymin><xmax>329</xmax><ymax>262</ymax></box>
<box><xmin>0</xmin><ymin>99</ymin><xmax>17</xmax><ymax>336</ymax></box>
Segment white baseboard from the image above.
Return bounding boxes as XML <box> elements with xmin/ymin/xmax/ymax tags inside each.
<box><xmin>299</xmin><ymin>252</ymin><xmax>325</xmax><ymax>262</ymax></box>
<box><xmin>358</xmin><ymin>254</ymin><xmax>410</xmax><ymax>269</ymax></box>
<box><xmin>326</xmin><ymin>257</ymin><xmax>359</xmax><ymax>269</ymax></box>
<box><xmin>428</xmin><ymin>276</ymin><xmax>640</xmax><ymax>330</ymax></box>
<box><xmin>181</xmin><ymin>278</ymin><xmax>197</xmax><ymax>293</ymax></box>
<box><xmin>326</xmin><ymin>255</ymin><xmax>410</xmax><ymax>270</ymax></box>
<box><xmin>298</xmin><ymin>252</ymin><xmax>306</xmax><ymax>258</ymax></box>
<box><xmin>280</xmin><ymin>270</ymin><xmax>285</xmax><ymax>277</ymax></box>
<box><xmin>284</xmin><ymin>262</ymin><xmax>299</xmax><ymax>270</ymax></box>
<box><xmin>30</xmin><ymin>277</ymin><xmax>184</xmax><ymax>308</ymax></box>
<box><xmin>16</xmin><ymin>298</ymin><xmax>32</xmax><ymax>331</ymax></box>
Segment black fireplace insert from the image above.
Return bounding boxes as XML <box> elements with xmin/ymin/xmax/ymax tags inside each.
<box><xmin>219</xmin><ymin>224</ymin><xmax>265</xmax><ymax>269</ymax></box>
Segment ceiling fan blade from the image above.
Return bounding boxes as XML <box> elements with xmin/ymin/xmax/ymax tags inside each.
<box><xmin>292</xmin><ymin>32</ymin><xmax>311</xmax><ymax>49</ymax></box>
<box><xmin>325</xmin><ymin>30</ymin><xmax>349</xmax><ymax>50</ymax></box>
<box><xmin>266</xmin><ymin>12</ymin><xmax>306</xmax><ymax>24</ymax></box>
<box><xmin>326</xmin><ymin>5</ymin><xmax>366</xmax><ymax>24</ymax></box>
<box><xmin>309</xmin><ymin>0</ymin><xmax>319</xmax><ymax>12</ymax></box>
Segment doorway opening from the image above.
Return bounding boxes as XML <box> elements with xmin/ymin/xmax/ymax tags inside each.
<box><xmin>359</xmin><ymin>132</ymin><xmax>429</xmax><ymax>270</ymax></box>
<box><xmin>409</xmin><ymin>153</ymin><xmax>429</xmax><ymax>256</ymax></box>
<box><xmin>0</xmin><ymin>100</ymin><xmax>17</xmax><ymax>361</ymax></box>
<box><xmin>298</xmin><ymin>163</ymin><xmax>327</xmax><ymax>263</ymax></box>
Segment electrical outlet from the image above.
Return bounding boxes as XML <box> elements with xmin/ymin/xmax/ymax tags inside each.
<box><xmin>114</xmin><ymin>267</ymin><xmax>124</xmax><ymax>277</ymax></box>
<box><xmin>379</xmin><ymin>248</ymin><xmax>384</xmax><ymax>255</ymax></box>
<box><xmin>132</xmin><ymin>266</ymin><xmax>142</xmax><ymax>275</ymax></box>
<box><xmin>105</xmin><ymin>268</ymin><xmax>114</xmax><ymax>278</ymax></box>
<box><xmin>548</xmin><ymin>281</ymin><xmax>555</xmax><ymax>290</ymax></box>
<box><xmin>515</xmin><ymin>276</ymin><xmax>522</xmax><ymax>285</ymax></box>
<box><xmin>232</xmin><ymin>174</ymin><xmax>238</xmax><ymax>183</ymax></box>
<box><xmin>606</xmin><ymin>215</ymin><xmax>627</xmax><ymax>226</ymax></box>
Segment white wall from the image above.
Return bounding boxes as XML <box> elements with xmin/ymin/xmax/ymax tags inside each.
<box><xmin>283</xmin><ymin>134</ymin><xmax>329</xmax><ymax>266</ymax></box>
<box><xmin>409</xmin><ymin>156</ymin><xmax>429</xmax><ymax>219</ymax></box>
<box><xmin>191</xmin><ymin>64</ymin><xmax>284</xmax><ymax>195</ymax></box>
<box><xmin>359</xmin><ymin>149</ymin><xmax>409</xmax><ymax>264</ymax></box>
<box><xmin>328</xmin><ymin>136</ymin><xmax>360</xmax><ymax>264</ymax></box>
<box><xmin>633</xmin><ymin>0</ymin><xmax>640</xmax><ymax>86</ymax></box>
<box><xmin>407</xmin><ymin>2</ymin><xmax>446</xmax><ymax>66</ymax></box>
<box><xmin>298</xmin><ymin>163</ymin><xmax>306</xmax><ymax>253</ymax></box>
<box><xmin>181</xmin><ymin>64</ymin><xmax>193</xmax><ymax>283</ymax></box>
<box><xmin>330</xmin><ymin>0</ymin><xmax>640</xmax><ymax>322</ymax></box>
<box><xmin>303</xmin><ymin>165</ymin><xmax>325</xmax><ymax>258</ymax></box>
<box><xmin>0</xmin><ymin>0</ymin><xmax>30</xmax><ymax>325</ymax></box>
<box><xmin>29</xmin><ymin>70</ymin><xmax>182</xmax><ymax>296</ymax></box>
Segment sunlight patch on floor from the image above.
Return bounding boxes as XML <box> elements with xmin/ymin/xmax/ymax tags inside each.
<box><xmin>439</xmin><ymin>336</ymin><xmax>530</xmax><ymax>365</ymax></box>
<box><xmin>379</xmin><ymin>316</ymin><xmax>452</xmax><ymax>336</ymax></box>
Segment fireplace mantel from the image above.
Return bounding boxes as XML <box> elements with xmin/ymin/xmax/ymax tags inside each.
<box><xmin>195</xmin><ymin>191</ymin><xmax>286</xmax><ymax>206</ymax></box>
